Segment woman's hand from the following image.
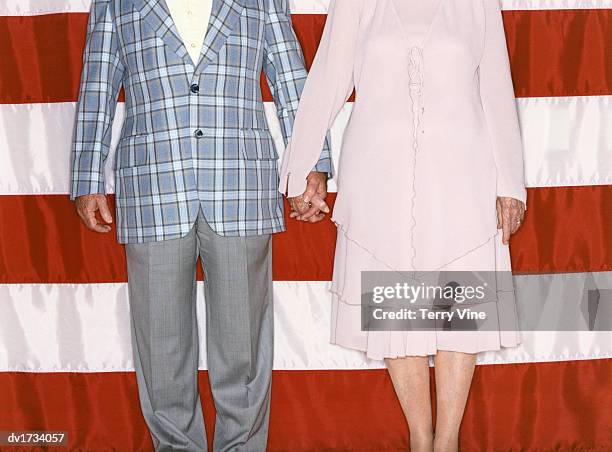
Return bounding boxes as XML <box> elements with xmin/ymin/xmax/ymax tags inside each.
<box><xmin>288</xmin><ymin>172</ymin><xmax>330</xmax><ymax>223</ymax></box>
<box><xmin>496</xmin><ymin>197</ymin><xmax>525</xmax><ymax>245</ymax></box>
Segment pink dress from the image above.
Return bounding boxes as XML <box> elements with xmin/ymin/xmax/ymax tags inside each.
<box><xmin>278</xmin><ymin>0</ymin><xmax>528</xmax><ymax>360</ymax></box>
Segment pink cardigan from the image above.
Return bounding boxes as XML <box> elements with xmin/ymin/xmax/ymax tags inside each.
<box><xmin>278</xmin><ymin>0</ymin><xmax>527</xmax><ymax>271</ymax></box>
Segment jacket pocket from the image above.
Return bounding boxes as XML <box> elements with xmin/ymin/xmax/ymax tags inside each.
<box><xmin>239</xmin><ymin>128</ymin><xmax>279</xmax><ymax>160</ymax></box>
<box><xmin>116</xmin><ymin>133</ymin><xmax>151</xmax><ymax>169</ymax></box>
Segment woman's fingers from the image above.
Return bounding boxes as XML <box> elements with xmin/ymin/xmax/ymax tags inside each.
<box><xmin>302</xmin><ymin>178</ymin><xmax>319</xmax><ymax>204</ymax></box>
<box><xmin>501</xmin><ymin>213</ymin><xmax>512</xmax><ymax>245</ymax></box>
<box><xmin>287</xmin><ymin>193</ymin><xmax>329</xmax><ymax>223</ymax></box>
<box><xmin>510</xmin><ymin>211</ymin><xmax>521</xmax><ymax>234</ymax></box>
<box><xmin>310</xmin><ymin>195</ymin><xmax>330</xmax><ymax>214</ymax></box>
<box><xmin>497</xmin><ymin>197</ymin><xmax>526</xmax><ymax>244</ymax></box>
<box><xmin>510</xmin><ymin>203</ymin><xmax>525</xmax><ymax>235</ymax></box>
<box><xmin>298</xmin><ymin>194</ymin><xmax>329</xmax><ymax>222</ymax></box>
<box><xmin>298</xmin><ymin>204</ymin><xmax>322</xmax><ymax>221</ymax></box>
<box><xmin>306</xmin><ymin>212</ymin><xmax>326</xmax><ymax>223</ymax></box>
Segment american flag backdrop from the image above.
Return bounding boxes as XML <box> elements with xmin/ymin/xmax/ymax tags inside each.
<box><xmin>0</xmin><ymin>0</ymin><xmax>611</xmax><ymax>450</ymax></box>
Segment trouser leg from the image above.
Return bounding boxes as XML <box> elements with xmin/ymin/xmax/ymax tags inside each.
<box><xmin>125</xmin><ymin>225</ymin><xmax>207</xmax><ymax>451</ymax></box>
<box><xmin>195</xmin><ymin>215</ymin><xmax>274</xmax><ymax>452</ymax></box>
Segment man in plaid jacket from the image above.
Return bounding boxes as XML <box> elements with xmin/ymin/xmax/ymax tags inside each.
<box><xmin>70</xmin><ymin>0</ymin><xmax>331</xmax><ymax>450</ymax></box>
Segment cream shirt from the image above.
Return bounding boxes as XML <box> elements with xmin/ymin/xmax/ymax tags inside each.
<box><xmin>166</xmin><ymin>0</ymin><xmax>214</xmax><ymax>64</ymax></box>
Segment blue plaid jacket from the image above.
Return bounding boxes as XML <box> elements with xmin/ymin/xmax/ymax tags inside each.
<box><xmin>70</xmin><ymin>0</ymin><xmax>332</xmax><ymax>244</ymax></box>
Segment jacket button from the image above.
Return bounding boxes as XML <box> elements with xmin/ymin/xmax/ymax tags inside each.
<box><xmin>194</xmin><ymin>129</ymin><xmax>204</xmax><ymax>138</ymax></box>
<box><xmin>190</xmin><ymin>83</ymin><xmax>199</xmax><ymax>94</ymax></box>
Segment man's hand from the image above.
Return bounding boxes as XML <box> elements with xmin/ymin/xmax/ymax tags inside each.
<box><xmin>75</xmin><ymin>194</ymin><xmax>113</xmax><ymax>233</ymax></box>
<box><xmin>496</xmin><ymin>196</ymin><xmax>525</xmax><ymax>245</ymax></box>
<box><xmin>288</xmin><ymin>172</ymin><xmax>329</xmax><ymax>223</ymax></box>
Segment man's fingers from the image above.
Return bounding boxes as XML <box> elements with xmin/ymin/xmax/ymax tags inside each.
<box><xmin>288</xmin><ymin>198</ymin><xmax>301</xmax><ymax>214</ymax></box>
<box><xmin>83</xmin><ymin>209</ymin><xmax>111</xmax><ymax>233</ymax></box>
<box><xmin>84</xmin><ymin>210</ymin><xmax>98</xmax><ymax>231</ymax></box>
<box><xmin>97</xmin><ymin>198</ymin><xmax>113</xmax><ymax>223</ymax></box>
<box><xmin>91</xmin><ymin>223</ymin><xmax>112</xmax><ymax>233</ymax></box>
<box><xmin>83</xmin><ymin>209</ymin><xmax>98</xmax><ymax>230</ymax></box>
<box><xmin>76</xmin><ymin>206</ymin><xmax>87</xmax><ymax>223</ymax></box>
<box><xmin>289</xmin><ymin>194</ymin><xmax>313</xmax><ymax>213</ymax></box>
<box><xmin>74</xmin><ymin>195</ymin><xmax>112</xmax><ymax>233</ymax></box>
<box><xmin>288</xmin><ymin>199</ymin><xmax>297</xmax><ymax>213</ymax></box>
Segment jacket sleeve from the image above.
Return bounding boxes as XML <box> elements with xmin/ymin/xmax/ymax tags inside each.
<box><xmin>69</xmin><ymin>0</ymin><xmax>125</xmax><ymax>200</ymax></box>
<box><xmin>478</xmin><ymin>0</ymin><xmax>527</xmax><ymax>206</ymax></box>
<box><xmin>263</xmin><ymin>0</ymin><xmax>332</xmax><ymax>176</ymax></box>
<box><xmin>277</xmin><ymin>0</ymin><xmax>361</xmax><ymax>198</ymax></box>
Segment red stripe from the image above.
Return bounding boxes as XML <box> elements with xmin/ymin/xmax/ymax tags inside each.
<box><xmin>0</xmin><ymin>10</ymin><xmax>610</xmax><ymax>104</ymax></box>
<box><xmin>0</xmin><ymin>195</ymin><xmax>336</xmax><ymax>283</ymax></box>
<box><xmin>511</xmin><ymin>185</ymin><xmax>612</xmax><ymax>274</ymax></box>
<box><xmin>0</xmin><ymin>186</ymin><xmax>610</xmax><ymax>283</ymax></box>
<box><xmin>503</xmin><ymin>9</ymin><xmax>612</xmax><ymax>98</ymax></box>
<box><xmin>1</xmin><ymin>361</ymin><xmax>611</xmax><ymax>451</ymax></box>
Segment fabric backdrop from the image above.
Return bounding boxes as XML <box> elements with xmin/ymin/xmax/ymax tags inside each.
<box><xmin>1</xmin><ymin>0</ymin><xmax>611</xmax><ymax>450</ymax></box>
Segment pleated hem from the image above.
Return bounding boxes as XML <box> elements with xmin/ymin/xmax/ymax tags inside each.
<box><xmin>330</xmin><ymin>290</ymin><xmax>521</xmax><ymax>361</ymax></box>
<box><xmin>328</xmin><ymin>221</ymin><xmax>522</xmax><ymax>360</ymax></box>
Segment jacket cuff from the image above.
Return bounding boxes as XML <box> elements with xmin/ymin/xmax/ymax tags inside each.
<box><xmin>312</xmin><ymin>157</ymin><xmax>332</xmax><ymax>179</ymax></box>
<box><xmin>70</xmin><ymin>176</ymin><xmax>106</xmax><ymax>201</ymax></box>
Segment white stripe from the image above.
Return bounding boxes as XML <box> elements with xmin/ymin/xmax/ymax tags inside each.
<box><xmin>499</xmin><ymin>0</ymin><xmax>612</xmax><ymax>8</ymax></box>
<box><xmin>1</xmin><ymin>97</ymin><xmax>611</xmax><ymax>195</ymax></box>
<box><xmin>1</xmin><ymin>0</ymin><xmax>611</xmax><ymax>16</ymax></box>
<box><xmin>1</xmin><ymin>277</ymin><xmax>611</xmax><ymax>373</ymax></box>
<box><xmin>0</xmin><ymin>0</ymin><xmax>91</xmax><ymax>16</ymax></box>
<box><xmin>520</xmin><ymin>95</ymin><xmax>612</xmax><ymax>188</ymax></box>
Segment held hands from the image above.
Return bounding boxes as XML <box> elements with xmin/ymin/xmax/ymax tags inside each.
<box><xmin>288</xmin><ymin>172</ymin><xmax>330</xmax><ymax>223</ymax></box>
<box><xmin>496</xmin><ymin>196</ymin><xmax>525</xmax><ymax>245</ymax></box>
<box><xmin>75</xmin><ymin>188</ymin><xmax>523</xmax><ymax>240</ymax></box>
<box><xmin>75</xmin><ymin>194</ymin><xmax>113</xmax><ymax>233</ymax></box>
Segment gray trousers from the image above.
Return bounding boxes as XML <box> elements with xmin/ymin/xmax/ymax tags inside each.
<box><xmin>125</xmin><ymin>208</ymin><xmax>274</xmax><ymax>452</ymax></box>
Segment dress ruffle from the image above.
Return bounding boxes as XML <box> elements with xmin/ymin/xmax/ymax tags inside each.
<box><xmin>329</xmin><ymin>223</ymin><xmax>522</xmax><ymax>361</ymax></box>
<box><xmin>407</xmin><ymin>46</ymin><xmax>425</xmax><ymax>270</ymax></box>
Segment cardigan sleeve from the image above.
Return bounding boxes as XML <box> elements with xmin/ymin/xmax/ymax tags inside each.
<box><xmin>478</xmin><ymin>0</ymin><xmax>527</xmax><ymax>206</ymax></box>
<box><xmin>277</xmin><ymin>0</ymin><xmax>362</xmax><ymax>198</ymax></box>
<box><xmin>262</xmin><ymin>0</ymin><xmax>332</xmax><ymax>176</ymax></box>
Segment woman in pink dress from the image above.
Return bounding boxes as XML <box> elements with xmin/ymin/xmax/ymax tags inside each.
<box><xmin>279</xmin><ymin>0</ymin><xmax>526</xmax><ymax>450</ymax></box>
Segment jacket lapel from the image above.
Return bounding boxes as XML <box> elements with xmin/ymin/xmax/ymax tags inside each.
<box><xmin>131</xmin><ymin>0</ymin><xmax>192</xmax><ymax>66</ymax></box>
<box><xmin>194</xmin><ymin>0</ymin><xmax>245</xmax><ymax>74</ymax></box>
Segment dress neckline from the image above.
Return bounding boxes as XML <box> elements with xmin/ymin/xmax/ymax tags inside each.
<box><xmin>389</xmin><ymin>0</ymin><xmax>446</xmax><ymax>50</ymax></box>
